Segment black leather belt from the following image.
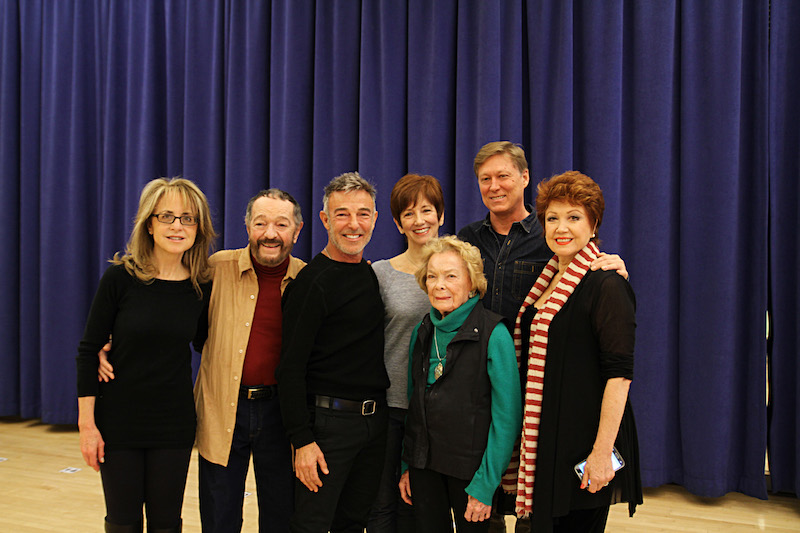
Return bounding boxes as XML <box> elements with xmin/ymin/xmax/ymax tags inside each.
<box><xmin>315</xmin><ymin>395</ymin><xmax>380</xmax><ymax>416</ymax></box>
<box><xmin>240</xmin><ymin>384</ymin><xmax>278</xmax><ymax>400</ymax></box>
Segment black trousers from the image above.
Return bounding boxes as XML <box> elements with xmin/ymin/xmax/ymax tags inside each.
<box><xmin>523</xmin><ymin>506</ymin><xmax>609</xmax><ymax>533</ymax></box>
<box><xmin>100</xmin><ymin>447</ymin><xmax>192</xmax><ymax>528</ymax></box>
<box><xmin>550</xmin><ymin>506</ymin><xmax>609</xmax><ymax>533</ymax></box>
<box><xmin>290</xmin><ymin>405</ymin><xmax>388</xmax><ymax>533</ymax></box>
<box><xmin>367</xmin><ymin>406</ymin><xmax>415</xmax><ymax>533</ymax></box>
<box><xmin>408</xmin><ymin>467</ymin><xmax>489</xmax><ymax>533</ymax></box>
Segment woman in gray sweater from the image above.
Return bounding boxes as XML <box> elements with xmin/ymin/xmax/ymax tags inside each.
<box><xmin>368</xmin><ymin>174</ymin><xmax>445</xmax><ymax>533</ymax></box>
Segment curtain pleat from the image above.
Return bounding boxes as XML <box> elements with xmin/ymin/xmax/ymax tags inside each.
<box><xmin>451</xmin><ymin>1</ymin><xmax>525</xmax><ymax>231</ymax></box>
<box><xmin>0</xmin><ymin>0</ymin><xmax>23</xmax><ymax>416</ymax></box>
<box><xmin>308</xmin><ymin>0</ymin><xmax>363</xmax><ymax>252</ymax></box>
<box><xmin>406</xmin><ymin>0</ymin><xmax>458</xmax><ymax>232</ymax></box>
<box><xmin>0</xmin><ymin>0</ymin><xmax>790</xmax><ymax>499</ymax></box>
<box><xmin>39</xmin><ymin>1</ymin><xmax>103</xmax><ymax>421</ymax></box>
<box><xmin>219</xmin><ymin>0</ymin><xmax>269</xmax><ymax>245</ymax></box>
<box><xmin>268</xmin><ymin>0</ymin><xmax>316</xmax><ymax>258</ymax></box>
<box><xmin>357</xmin><ymin>0</ymin><xmax>409</xmax><ymax>260</ymax></box>
<box><xmin>671</xmin><ymin>0</ymin><xmax>768</xmax><ymax>498</ymax></box>
<box><xmin>768</xmin><ymin>0</ymin><xmax>800</xmax><ymax>497</ymax></box>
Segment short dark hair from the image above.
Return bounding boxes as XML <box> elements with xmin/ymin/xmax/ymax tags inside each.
<box><xmin>245</xmin><ymin>189</ymin><xmax>303</xmax><ymax>227</ymax></box>
<box><xmin>389</xmin><ymin>174</ymin><xmax>445</xmax><ymax>222</ymax></box>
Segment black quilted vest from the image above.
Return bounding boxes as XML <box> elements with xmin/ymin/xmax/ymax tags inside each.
<box><xmin>402</xmin><ymin>300</ymin><xmax>505</xmax><ymax>480</ymax></box>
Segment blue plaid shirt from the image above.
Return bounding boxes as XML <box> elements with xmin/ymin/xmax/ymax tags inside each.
<box><xmin>458</xmin><ymin>205</ymin><xmax>552</xmax><ymax>323</ymax></box>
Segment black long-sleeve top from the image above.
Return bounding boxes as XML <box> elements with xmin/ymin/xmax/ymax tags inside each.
<box><xmin>76</xmin><ymin>264</ymin><xmax>210</xmax><ymax>449</ymax></box>
<box><xmin>277</xmin><ymin>253</ymin><xmax>389</xmax><ymax>448</ymax></box>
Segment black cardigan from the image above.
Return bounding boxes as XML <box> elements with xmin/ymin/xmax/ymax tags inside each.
<box><xmin>520</xmin><ymin>269</ymin><xmax>642</xmax><ymax>530</ymax></box>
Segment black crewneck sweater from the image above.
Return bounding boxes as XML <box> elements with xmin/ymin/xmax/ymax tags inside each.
<box><xmin>277</xmin><ymin>253</ymin><xmax>389</xmax><ymax>448</ymax></box>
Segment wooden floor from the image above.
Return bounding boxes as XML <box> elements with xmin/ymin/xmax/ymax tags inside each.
<box><xmin>1</xmin><ymin>416</ymin><xmax>798</xmax><ymax>532</ymax></box>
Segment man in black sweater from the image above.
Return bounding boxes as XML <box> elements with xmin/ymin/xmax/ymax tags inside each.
<box><xmin>277</xmin><ymin>172</ymin><xmax>390</xmax><ymax>533</ymax></box>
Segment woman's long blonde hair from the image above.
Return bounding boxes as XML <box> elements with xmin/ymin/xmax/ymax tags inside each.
<box><xmin>112</xmin><ymin>177</ymin><xmax>216</xmax><ymax>295</ymax></box>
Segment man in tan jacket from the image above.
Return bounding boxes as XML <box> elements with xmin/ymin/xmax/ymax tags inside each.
<box><xmin>193</xmin><ymin>189</ymin><xmax>305</xmax><ymax>532</ymax></box>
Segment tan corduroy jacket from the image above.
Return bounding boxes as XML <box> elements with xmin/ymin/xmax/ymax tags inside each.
<box><xmin>193</xmin><ymin>248</ymin><xmax>305</xmax><ymax>466</ymax></box>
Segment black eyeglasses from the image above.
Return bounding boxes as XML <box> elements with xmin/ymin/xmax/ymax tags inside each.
<box><xmin>151</xmin><ymin>213</ymin><xmax>198</xmax><ymax>226</ymax></box>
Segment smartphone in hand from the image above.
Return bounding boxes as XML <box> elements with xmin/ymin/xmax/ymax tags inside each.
<box><xmin>574</xmin><ymin>447</ymin><xmax>624</xmax><ymax>483</ymax></box>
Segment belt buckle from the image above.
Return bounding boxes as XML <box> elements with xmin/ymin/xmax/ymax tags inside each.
<box><xmin>361</xmin><ymin>400</ymin><xmax>376</xmax><ymax>416</ymax></box>
<box><xmin>247</xmin><ymin>387</ymin><xmax>270</xmax><ymax>400</ymax></box>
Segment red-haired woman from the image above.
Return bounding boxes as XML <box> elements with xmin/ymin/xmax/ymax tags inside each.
<box><xmin>512</xmin><ymin>171</ymin><xmax>642</xmax><ymax>532</ymax></box>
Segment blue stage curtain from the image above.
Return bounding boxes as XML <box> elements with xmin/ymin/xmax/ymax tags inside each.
<box><xmin>523</xmin><ymin>1</ymin><xmax>770</xmax><ymax>499</ymax></box>
<box><xmin>0</xmin><ymin>0</ymin><xmax>789</xmax><ymax>499</ymax></box>
<box><xmin>768</xmin><ymin>0</ymin><xmax>800</xmax><ymax>497</ymax></box>
<box><xmin>0</xmin><ymin>0</ymin><xmax>23</xmax><ymax>417</ymax></box>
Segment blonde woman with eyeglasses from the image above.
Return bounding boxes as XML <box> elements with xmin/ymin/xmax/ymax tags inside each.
<box><xmin>76</xmin><ymin>177</ymin><xmax>216</xmax><ymax>533</ymax></box>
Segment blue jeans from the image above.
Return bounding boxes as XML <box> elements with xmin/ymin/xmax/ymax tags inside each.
<box><xmin>199</xmin><ymin>390</ymin><xmax>294</xmax><ymax>533</ymax></box>
<box><xmin>367</xmin><ymin>407</ymin><xmax>415</xmax><ymax>533</ymax></box>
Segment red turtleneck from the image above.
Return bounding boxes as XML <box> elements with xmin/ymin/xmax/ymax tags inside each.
<box><xmin>242</xmin><ymin>255</ymin><xmax>289</xmax><ymax>386</ymax></box>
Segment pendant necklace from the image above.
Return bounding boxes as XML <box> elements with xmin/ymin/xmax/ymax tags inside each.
<box><xmin>433</xmin><ymin>329</ymin><xmax>445</xmax><ymax>380</ymax></box>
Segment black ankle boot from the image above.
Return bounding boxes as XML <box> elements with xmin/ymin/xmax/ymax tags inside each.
<box><xmin>104</xmin><ymin>518</ymin><xmax>143</xmax><ymax>533</ymax></box>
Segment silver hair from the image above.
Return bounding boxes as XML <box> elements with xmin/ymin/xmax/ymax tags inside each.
<box><xmin>322</xmin><ymin>172</ymin><xmax>377</xmax><ymax>215</ymax></box>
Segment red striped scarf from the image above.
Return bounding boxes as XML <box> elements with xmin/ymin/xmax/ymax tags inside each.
<box><xmin>506</xmin><ymin>241</ymin><xmax>599</xmax><ymax>517</ymax></box>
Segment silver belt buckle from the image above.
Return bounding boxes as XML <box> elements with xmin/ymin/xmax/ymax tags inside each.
<box><xmin>361</xmin><ymin>400</ymin><xmax>376</xmax><ymax>416</ymax></box>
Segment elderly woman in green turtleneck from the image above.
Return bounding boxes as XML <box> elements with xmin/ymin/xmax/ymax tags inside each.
<box><xmin>398</xmin><ymin>235</ymin><xmax>522</xmax><ymax>533</ymax></box>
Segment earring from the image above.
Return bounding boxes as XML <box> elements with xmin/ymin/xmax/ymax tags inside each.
<box><xmin>591</xmin><ymin>233</ymin><xmax>596</xmax><ymax>238</ymax></box>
